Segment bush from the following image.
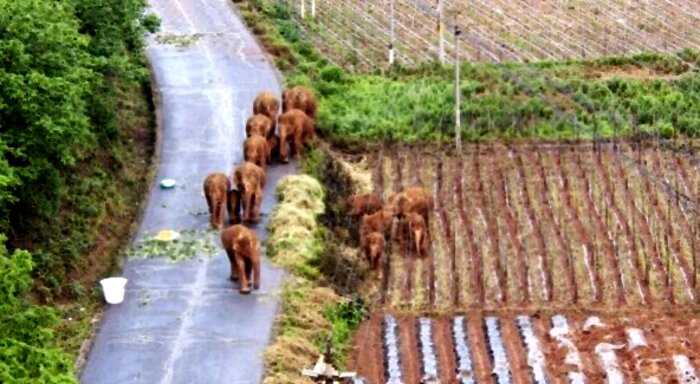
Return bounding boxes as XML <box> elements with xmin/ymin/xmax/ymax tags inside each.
<box><xmin>0</xmin><ymin>235</ymin><xmax>76</xmax><ymax>383</ymax></box>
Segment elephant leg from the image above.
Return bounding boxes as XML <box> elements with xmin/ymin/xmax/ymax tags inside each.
<box><xmin>215</xmin><ymin>200</ymin><xmax>225</xmax><ymax>229</ymax></box>
<box><xmin>279</xmin><ymin>133</ymin><xmax>289</xmax><ymax>163</ymax></box>
<box><xmin>226</xmin><ymin>249</ymin><xmax>238</xmax><ymax>281</ymax></box>
<box><xmin>249</xmin><ymin>258</ymin><xmax>260</xmax><ymax>290</ymax></box>
<box><xmin>236</xmin><ymin>256</ymin><xmax>250</xmax><ymax>294</ymax></box>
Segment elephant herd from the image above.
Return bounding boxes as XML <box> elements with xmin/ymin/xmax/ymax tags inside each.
<box><xmin>202</xmin><ymin>86</ymin><xmax>317</xmax><ymax>294</ymax></box>
<box><xmin>349</xmin><ymin>186</ymin><xmax>433</xmax><ymax>273</ymax></box>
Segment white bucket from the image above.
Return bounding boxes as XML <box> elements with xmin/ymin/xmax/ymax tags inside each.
<box><xmin>100</xmin><ymin>277</ymin><xmax>128</xmax><ymax>304</ymax></box>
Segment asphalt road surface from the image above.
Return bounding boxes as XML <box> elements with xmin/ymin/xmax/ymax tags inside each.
<box><xmin>81</xmin><ymin>0</ymin><xmax>292</xmax><ymax>382</ymax></box>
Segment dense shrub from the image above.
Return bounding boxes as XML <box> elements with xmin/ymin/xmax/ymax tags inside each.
<box><xmin>0</xmin><ymin>236</ymin><xmax>75</xmax><ymax>383</ymax></box>
<box><xmin>0</xmin><ymin>0</ymin><xmax>158</xmax><ymax>295</ymax></box>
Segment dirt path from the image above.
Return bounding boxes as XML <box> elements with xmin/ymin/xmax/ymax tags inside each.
<box><xmin>80</xmin><ymin>1</ymin><xmax>292</xmax><ymax>383</ymax></box>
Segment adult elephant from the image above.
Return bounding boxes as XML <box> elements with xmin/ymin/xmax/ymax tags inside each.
<box><xmin>253</xmin><ymin>91</ymin><xmax>280</xmax><ymax>133</ymax></box>
<box><xmin>203</xmin><ymin>172</ymin><xmax>230</xmax><ymax>229</ymax></box>
<box><xmin>282</xmin><ymin>86</ymin><xmax>317</xmax><ymax>119</ymax></box>
<box><xmin>277</xmin><ymin>109</ymin><xmax>315</xmax><ymax>163</ymax></box>
<box><xmin>221</xmin><ymin>224</ymin><xmax>261</xmax><ymax>294</ymax></box>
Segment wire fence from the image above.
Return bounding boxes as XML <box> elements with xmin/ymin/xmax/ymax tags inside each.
<box><xmin>282</xmin><ymin>0</ymin><xmax>700</xmax><ymax>71</ymax></box>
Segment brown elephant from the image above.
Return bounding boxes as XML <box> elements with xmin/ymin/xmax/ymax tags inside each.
<box><xmin>233</xmin><ymin>161</ymin><xmax>266</xmax><ymax>223</ymax></box>
<box><xmin>388</xmin><ymin>186</ymin><xmax>433</xmax><ymax>226</ymax></box>
<box><xmin>347</xmin><ymin>193</ymin><xmax>383</xmax><ymax>217</ymax></box>
<box><xmin>406</xmin><ymin>212</ymin><xmax>429</xmax><ymax>257</ymax></box>
<box><xmin>203</xmin><ymin>172</ymin><xmax>230</xmax><ymax>229</ymax></box>
<box><xmin>246</xmin><ymin>114</ymin><xmax>273</xmax><ymax>138</ymax></box>
<box><xmin>221</xmin><ymin>224</ymin><xmax>261</xmax><ymax>294</ymax></box>
<box><xmin>227</xmin><ymin>187</ymin><xmax>242</xmax><ymax>225</ymax></box>
<box><xmin>278</xmin><ymin>109</ymin><xmax>315</xmax><ymax>163</ymax></box>
<box><xmin>282</xmin><ymin>86</ymin><xmax>317</xmax><ymax>119</ymax></box>
<box><xmin>362</xmin><ymin>231</ymin><xmax>385</xmax><ymax>271</ymax></box>
<box><xmin>244</xmin><ymin>135</ymin><xmax>269</xmax><ymax>170</ymax></box>
<box><xmin>359</xmin><ymin>209</ymin><xmax>393</xmax><ymax>243</ymax></box>
<box><xmin>253</xmin><ymin>91</ymin><xmax>280</xmax><ymax>133</ymax></box>
<box><xmin>266</xmin><ymin>134</ymin><xmax>279</xmax><ymax>163</ymax></box>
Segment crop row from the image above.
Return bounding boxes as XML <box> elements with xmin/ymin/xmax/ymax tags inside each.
<box><xmin>371</xmin><ymin>143</ymin><xmax>699</xmax><ymax>311</ymax></box>
<box><xmin>353</xmin><ymin>312</ymin><xmax>700</xmax><ymax>383</ymax></box>
<box><xmin>283</xmin><ymin>0</ymin><xmax>700</xmax><ymax>69</ymax></box>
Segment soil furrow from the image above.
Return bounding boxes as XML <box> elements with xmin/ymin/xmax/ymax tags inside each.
<box><xmin>530</xmin><ymin>149</ymin><xmax>577</xmax><ymax>304</ymax></box>
<box><xmin>433</xmin><ymin>317</ymin><xmax>459</xmax><ymax>384</ymax></box>
<box><xmin>512</xmin><ymin>145</ymin><xmax>553</xmax><ymax>302</ymax></box>
<box><xmin>593</xmin><ymin>149</ymin><xmax>650</xmax><ymax>305</ymax></box>
<box><xmin>613</xmin><ymin>151</ymin><xmax>674</xmax><ymax>304</ymax></box>
<box><xmin>554</xmin><ymin>148</ymin><xmax>602</xmax><ymax>303</ymax></box>
<box><xmin>530</xmin><ymin>315</ymin><xmax>566</xmax><ymax>384</ymax></box>
<box><xmin>436</xmin><ymin>158</ymin><xmax>458</xmax><ymax>308</ymax></box>
<box><xmin>475</xmin><ymin>146</ymin><xmax>506</xmax><ymax>303</ymax></box>
<box><xmin>490</xmin><ymin>159</ymin><xmax>529</xmax><ymax>304</ymax></box>
<box><xmin>398</xmin><ymin>316</ymin><xmax>421</xmax><ymax>384</ymax></box>
<box><xmin>352</xmin><ymin>312</ymin><xmax>385</xmax><ymax>384</ymax></box>
<box><xmin>647</xmin><ymin>149</ymin><xmax>697</xmax><ymax>303</ymax></box>
<box><xmin>467</xmin><ymin>313</ymin><xmax>496</xmax><ymax>384</ymax></box>
<box><xmin>500</xmin><ymin>316</ymin><xmax>534</xmax><ymax>384</ymax></box>
<box><xmin>571</xmin><ymin>149</ymin><xmax>625</xmax><ymax>305</ymax></box>
<box><xmin>638</xmin><ymin>154</ymin><xmax>693</xmax><ymax>303</ymax></box>
<box><xmin>458</xmin><ymin>155</ymin><xmax>484</xmax><ymax>306</ymax></box>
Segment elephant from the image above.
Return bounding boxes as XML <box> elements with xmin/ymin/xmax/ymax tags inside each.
<box><xmin>362</xmin><ymin>231</ymin><xmax>385</xmax><ymax>271</ymax></box>
<box><xmin>233</xmin><ymin>161</ymin><xmax>266</xmax><ymax>223</ymax></box>
<box><xmin>253</xmin><ymin>91</ymin><xmax>280</xmax><ymax>133</ymax></box>
<box><xmin>244</xmin><ymin>135</ymin><xmax>269</xmax><ymax>170</ymax></box>
<box><xmin>221</xmin><ymin>224</ymin><xmax>261</xmax><ymax>294</ymax></box>
<box><xmin>388</xmin><ymin>186</ymin><xmax>433</xmax><ymax>226</ymax></box>
<box><xmin>359</xmin><ymin>209</ymin><xmax>394</xmax><ymax>244</ymax></box>
<box><xmin>203</xmin><ymin>172</ymin><xmax>230</xmax><ymax>229</ymax></box>
<box><xmin>406</xmin><ymin>212</ymin><xmax>429</xmax><ymax>257</ymax></box>
<box><xmin>266</xmin><ymin>134</ymin><xmax>279</xmax><ymax>163</ymax></box>
<box><xmin>346</xmin><ymin>193</ymin><xmax>383</xmax><ymax>217</ymax></box>
<box><xmin>227</xmin><ymin>187</ymin><xmax>242</xmax><ymax>225</ymax></box>
<box><xmin>278</xmin><ymin>108</ymin><xmax>315</xmax><ymax>163</ymax></box>
<box><xmin>246</xmin><ymin>114</ymin><xmax>273</xmax><ymax>138</ymax></box>
<box><xmin>282</xmin><ymin>86</ymin><xmax>317</xmax><ymax>119</ymax></box>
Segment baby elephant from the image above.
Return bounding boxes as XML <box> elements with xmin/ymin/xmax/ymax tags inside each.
<box><xmin>246</xmin><ymin>114</ymin><xmax>273</xmax><ymax>138</ymax></box>
<box><xmin>221</xmin><ymin>224</ymin><xmax>260</xmax><ymax>294</ymax></box>
<box><xmin>244</xmin><ymin>135</ymin><xmax>269</xmax><ymax>170</ymax></box>
<box><xmin>362</xmin><ymin>231</ymin><xmax>385</xmax><ymax>271</ymax></box>
<box><xmin>233</xmin><ymin>162</ymin><xmax>266</xmax><ymax>223</ymax></box>
<box><xmin>203</xmin><ymin>172</ymin><xmax>230</xmax><ymax>229</ymax></box>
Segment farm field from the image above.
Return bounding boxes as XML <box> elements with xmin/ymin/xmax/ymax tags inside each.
<box><xmin>365</xmin><ymin>142</ymin><xmax>699</xmax><ymax>311</ymax></box>
<box><xmin>287</xmin><ymin>0</ymin><xmax>700</xmax><ymax>70</ymax></box>
<box><xmin>351</xmin><ymin>311</ymin><xmax>700</xmax><ymax>383</ymax></box>
<box><xmin>344</xmin><ymin>142</ymin><xmax>700</xmax><ymax>382</ymax></box>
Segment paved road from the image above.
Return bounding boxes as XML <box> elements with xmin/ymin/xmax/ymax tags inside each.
<box><xmin>81</xmin><ymin>0</ymin><xmax>291</xmax><ymax>383</ymax></box>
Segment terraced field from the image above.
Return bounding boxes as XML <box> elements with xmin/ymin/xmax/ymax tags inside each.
<box><xmin>368</xmin><ymin>143</ymin><xmax>699</xmax><ymax>311</ymax></box>
<box><xmin>287</xmin><ymin>0</ymin><xmax>700</xmax><ymax>69</ymax></box>
<box><xmin>347</xmin><ymin>142</ymin><xmax>699</xmax><ymax>383</ymax></box>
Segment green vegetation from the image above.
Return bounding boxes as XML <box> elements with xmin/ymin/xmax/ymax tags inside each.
<box><xmin>0</xmin><ymin>236</ymin><xmax>75</xmax><ymax>383</ymax></box>
<box><xmin>239</xmin><ymin>0</ymin><xmax>700</xmax><ymax>144</ymax></box>
<box><xmin>0</xmin><ymin>0</ymin><xmax>159</xmax><ymax>380</ymax></box>
<box><xmin>127</xmin><ymin>230</ymin><xmax>219</xmax><ymax>262</ymax></box>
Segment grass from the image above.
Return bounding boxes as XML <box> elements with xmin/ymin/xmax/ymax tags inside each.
<box><xmin>238</xmin><ymin>0</ymin><xmax>700</xmax><ymax>146</ymax></box>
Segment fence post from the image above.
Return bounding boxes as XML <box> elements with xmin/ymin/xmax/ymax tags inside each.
<box><xmin>311</xmin><ymin>0</ymin><xmax>316</xmax><ymax>18</ymax></box>
<box><xmin>389</xmin><ymin>0</ymin><xmax>395</xmax><ymax>65</ymax></box>
<box><xmin>437</xmin><ymin>0</ymin><xmax>445</xmax><ymax>64</ymax></box>
<box><xmin>454</xmin><ymin>25</ymin><xmax>462</xmax><ymax>151</ymax></box>
<box><xmin>300</xmin><ymin>0</ymin><xmax>305</xmax><ymax>18</ymax></box>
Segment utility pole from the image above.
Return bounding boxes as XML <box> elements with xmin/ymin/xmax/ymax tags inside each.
<box><xmin>437</xmin><ymin>0</ymin><xmax>445</xmax><ymax>64</ymax></box>
<box><xmin>389</xmin><ymin>0</ymin><xmax>396</xmax><ymax>65</ymax></box>
<box><xmin>454</xmin><ymin>24</ymin><xmax>462</xmax><ymax>151</ymax></box>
